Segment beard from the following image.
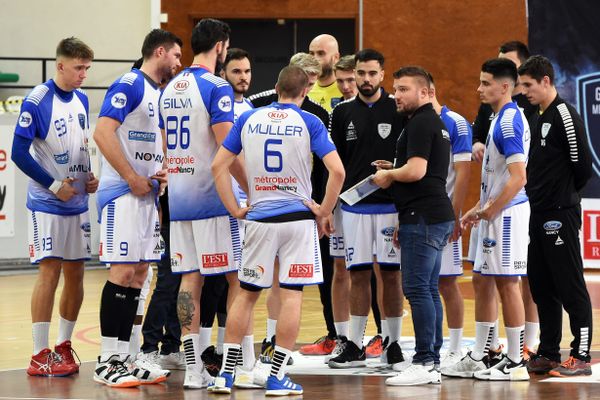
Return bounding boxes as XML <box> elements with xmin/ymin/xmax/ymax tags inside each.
<box><xmin>320</xmin><ymin>63</ymin><xmax>333</xmax><ymax>79</ymax></box>
<box><xmin>357</xmin><ymin>83</ymin><xmax>379</xmax><ymax>98</ymax></box>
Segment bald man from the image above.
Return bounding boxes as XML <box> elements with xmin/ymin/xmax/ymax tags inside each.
<box><xmin>308</xmin><ymin>34</ymin><xmax>343</xmax><ymax>112</ymax></box>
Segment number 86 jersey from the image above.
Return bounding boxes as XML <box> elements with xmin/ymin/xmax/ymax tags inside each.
<box><xmin>159</xmin><ymin>66</ymin><xmax>235</xmax><ymax>221</ymax></box>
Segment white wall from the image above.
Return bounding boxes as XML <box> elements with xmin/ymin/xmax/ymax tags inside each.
<box><xmin>0</xmin><ymin>0</ymin><xmax>156</xmax><ymax>113</ymax></box>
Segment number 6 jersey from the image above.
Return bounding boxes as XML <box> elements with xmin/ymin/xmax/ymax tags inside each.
<box><xmin>159</xmin><ymin>66</ymin><xmax>235</xmax><ymax>221</ymax></box>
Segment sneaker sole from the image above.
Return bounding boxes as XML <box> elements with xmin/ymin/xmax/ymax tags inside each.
<box><xmin>27</xmin><ymin>371</ymin><xmax>74</xmax><ymax>377</ymax></box>
<box><xmin>441</xmin><ymin>370</ymin><xmax>476</xmax><ymax>378</ymax></box>
<box><xmin>206</xmin><ymin>386</ymin><xmax>231</xmax><ymax>393</ymax></box>
<box><xmin>93</xmin><ymin>376</ymin><xmax>141</xmax><ymax>388</ymax></box>
<box><xmin>474</xmin><ymin>371</ymin><xmax>530</xmax><ymax>381</ymax></box>
<box><xmin>366</xmin><ymin>352</ymin><xmax>383</xmax><ymax>358</ymax></box>
<box><xmin>328</xmin><ymin>360</ymin><xmax>366</xmax><ymax>369</ymax></box>
<box><xmin>235</xmin><ymin>382</ymin><xmax>265</xmax><ymax>389</ymax></box>
<box><xmin>266</xmin><ymin>389</ymin><xmax>303</xmax><ymax>396</ymax></box>
<box><xmin>140</xmin><ymin>375</ymin><xmax>168</xmax><ymax>385</ymax></box>
<box><xmin>549</xmin><ymin>370</ymin><xmax>593</xmax><ymax>377</ymax></box>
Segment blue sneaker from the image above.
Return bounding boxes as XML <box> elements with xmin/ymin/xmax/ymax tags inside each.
<box><xmin>206</xmin><ymin>372</ymin><xmax>233</xmax><ymax>394</ymax></box>
<box><xmin>265</xmin><ymin>375</ymin><xmax>303</xmax><ymax>396</ymax></box>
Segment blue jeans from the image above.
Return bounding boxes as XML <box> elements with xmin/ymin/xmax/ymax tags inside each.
<box><xmin>398</xmin><ymin>219</ymin><xmax>453</xmax><ymax>365</ymax></box>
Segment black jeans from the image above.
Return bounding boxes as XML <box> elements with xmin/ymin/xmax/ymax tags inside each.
<box><xmin>528</xmin><ymin>207</ymin><xmax>593</xmax><ymax>362</ymax></box>
<box><xmin>141</xmin><ymin>226</ymin><xmax>182</xmax><ymax>355</ymax></box>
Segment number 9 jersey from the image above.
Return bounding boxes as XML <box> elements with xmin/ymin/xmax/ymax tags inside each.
<box><xmin>159</xmin><ymin>66</ymin><xmax>235</xmax><ymax>221</ymax></box>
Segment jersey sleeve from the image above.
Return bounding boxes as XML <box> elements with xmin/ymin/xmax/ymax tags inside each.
<box><xmin>307</xmin><ymin>113</ymin><xmax>336</xmax><ymax>159</ymax></box>
<box><xmin>449</xmin><ymin>114</ymin><xmax>473</xmax><ymax>161</ymax></box>
<box><xmin>14</xmin><ymin>100</ymin><xmax>43</xmax><ymax>140</ymax></box>
<box><xmin>497</xmin><ymin>111</ymin><xmax>525</xmax><ymax>162</ymax></box>
<box><xmin>328</xmin><ymin>106</ymin><xmax>345</xmax><ymax>160</ymax></box>
<box><xmin>208</xmin><ymin>84</ymin><xmax>235</xmax><ymax>126</ymax></box>
<box><xmin>222</xmin><ymin>113</ymin><xmax>245</xmax><ymax>155</ymax></box>
<box><xmin>98</xmin><ymin>73</ymin><xmax>144</xmax><ymax>123</ymax></box>
<box><xmin>558</xmin><ymin>104</ymin><xmax>593</xmax><ymax>190</ymax></box>
<box><xmin>406</xmin><ymin>117</ymin><xmax>434</xmax><ymax>160</ymax></box>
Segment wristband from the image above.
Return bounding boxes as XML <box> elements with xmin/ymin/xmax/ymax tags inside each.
<box><xmin>49</xmin><ymin>180</ymin><xmax>62</xmax><ymax>194</ymax></box>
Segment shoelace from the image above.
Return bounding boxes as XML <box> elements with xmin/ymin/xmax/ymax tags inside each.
<box><xmin>66</xmin><ymin>346</ymin><xmax>82</xmax><ymax>366</ymax></box>
<box><xmin>312</xmin><ymin>335</ymin><xmax>328</xmax><ymax>344</ymax></box>
<box><xmin>560</xmin><ymin>356</ymin><xmax>576</xmax><ymax>369</ymax></box>
<box><xmin>109</xmin><ymin>359</ymin><xmax>130</xmax><ymax>374</ymax></box>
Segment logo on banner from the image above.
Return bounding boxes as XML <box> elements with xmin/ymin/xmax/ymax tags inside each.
<box><xmin>576</xmin><ymin>73</ymin><xmax>600</xmax><ymax>177</ymax></box>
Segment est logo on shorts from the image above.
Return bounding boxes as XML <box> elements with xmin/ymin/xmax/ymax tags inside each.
<box><xmin>202</xmin><ymin>253</ymin><xmax>228</xmax><ymax>268</ymax></box>
<box><xmin>29</xmin><ymin>245</ymin><xmax>35</xmax><ymax>258</ymax></box>
<box><xmin>289</xmin><ymin>264</ymin><xmax>313</xmax><ymax>278</ymax></box>
<box><xmin>99</xmin><ymin>242</ymin><xmax>103</xmax><ymax>256</ymax></box>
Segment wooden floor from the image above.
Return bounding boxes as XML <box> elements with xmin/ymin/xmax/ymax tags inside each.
<box><xmin>2</xmin><ymin>267</ymin><xmax>600</xmax><ymax>399</ymax></box>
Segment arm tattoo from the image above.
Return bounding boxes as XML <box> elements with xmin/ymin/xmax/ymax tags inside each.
<box><xmin>177</xmin><ymin>290</ymin><xmax>195</xmax><ymax>330</ymax></box>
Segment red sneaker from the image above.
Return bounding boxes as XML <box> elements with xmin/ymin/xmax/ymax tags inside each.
<box><xmin>54</xmin><ymin>340</ymin><xmax>80</xmax><ymax>373</ymax></box>
<box><xmin>27</xmin><ymin>348</ymin><xmax>75</xmax><ymax>377</ymax></box>
<box><xmin>365</xmin><ymin>335</ymin><xmax>383</xmax><ymax>358</ymax></box>
<box><xmin>299</xmin><ymin>335</ymin><xmax>336</xmax><ymax>355</ymax></box>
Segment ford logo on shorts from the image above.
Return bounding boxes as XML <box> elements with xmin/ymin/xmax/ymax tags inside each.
<box><xmin>381</xmin><ymin>227</ymin><xmax>395</xmax><ymax>237</ymax></box>
<box><xmin>543</xmin><ymin>221</ymin><xmax>562</xmax><ymax>231</ymax></box>
<box><xmin>482</xmin><ymin>238</ymin><xmax>496</xmax><ymax>248</ymax></box>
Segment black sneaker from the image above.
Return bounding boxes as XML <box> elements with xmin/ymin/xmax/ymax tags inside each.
<box><xmin>386</xmin><ymin>340</ymin><xmax>404</xmax><ymax>365</ymax></box>
<box><xmin>260</xmin><ymin>336</ymin><xmax>293</xmax><ymax>365</ymax></box>
<box><xmin>328</xmin><ymin>340</ymin><xmax>366</xmax><ymax>369</ymax></box>
<box><xmin>200</xmin><ymin>345</ymin><xmax>223</xmax><ymax>377</ymax></box>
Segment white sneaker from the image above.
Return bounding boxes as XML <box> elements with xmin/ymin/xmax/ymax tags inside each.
<box><xmin>386</xmin><ymin>364</ymin><xmax>441</xmax><ymax>386</ymax></box>
<box><xmin>441</xmin><ymin>351</ymin><xmax>488</xmax><ymax>378</ymax></box>
<box><xmin>441</xmin><ymin>351</ymin><xmax>463</xmax><ymax>370</ymax></box>
<box><xmin>183</xmin><ymin>363</ymin><xmax>214</xmax><ymax>389</ymax></box>
<box><xmin>94</xmin><ymin>355</ymin><xmax>140</xmax><ymax>388</ymax></box>
<box><xmin>234</xmin><ymin>361</ymin><xmax>268</xmax><ymax>389</ymax></box>
<box><xmin>324</xmin><ymin>337</ymin><xmax>347</xmax><ymax>364</ymax></box>
<box><xmin>125</xmin><ymin>354</ymin><xmax>170</xmax><ymax>384</ymax></box>
<box><xmin>158</xmin><ymin>351</ymin><xmax>187</xmax><ymax>370</ymax></box>
<box><xmin>474</xmin><ymin>356</ymin><xmax>530</xmax><ymax>381</ymax></box>
<box><xmin>137</xmin><ymin>351</ymin><xmax>160</xmax><ymax>364</ymax></box>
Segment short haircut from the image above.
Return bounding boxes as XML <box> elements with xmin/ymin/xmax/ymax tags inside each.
<box><xmin>481</xmin><ymin>58</ymin><xmax>518</xmax><ymax>83</ymax></box>
<box><xmin>518</xmin><ymin>55</ymin><xmax>555</xmax><ymax>84</ymax></box>
<box><xmin>289</xmin><ymin>52</ymin><xmax>321</xmax><ymax>76</ymax></box>
<box><xmin>223</xmin><ymin>48</ymin><xmax>250</xmax><ymax>69</ymax></box>
<box><xmin>392</xmin><ymin>66</ymin><xmax>432</xmax><ymax>88</ymax></box>
<box><xmin>56</xmin><ymin>37</ymin><xmax>94</xmax><ymax>60</ymax></box>
<box><xmin>277</xmin><ymin>65</ymin><xmax>308</xmax><ymax>98</ymax></box>
<box><xmin>141</xmin><ymin>29</ymin><xmax>182</xmax><ymax>59</ymax></box>
<box><xmin>132</xmin><ymin>57</ymin><xmax>143</xmax><ymax>69</ymax></box>
<box><xmin>334</xmin><ymin>55</ymin><xmax>356</xmax><ymax>72</ymax></box>
<box><xmin>191</xmin><ymin>18</ymin><xmax>231</xmax><ymax>55</ymax></box>
<box><xmin>354</xmin><ymin>49</ymin><xmax>384</xmax><ymax>68</ymax></box>
<box><xmin>499</xmin><ymin>41</ymin><xmax>530</xmax><ymax>63</ymax></box>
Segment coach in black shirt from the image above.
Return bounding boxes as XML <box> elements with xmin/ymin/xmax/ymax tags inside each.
<box><xmin>518</xmin><ymin>55</ymin><xmax>593</xmax><ymax>377</ymax></box>
<box><xmin>374</xmin><ymin>66</ymin><xmax>454</xmax><ymax>386</ymax></box>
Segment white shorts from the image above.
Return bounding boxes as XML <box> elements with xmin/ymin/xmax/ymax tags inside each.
<box><xmin>239</xmin><ymin>219</ymin><xmax>323</xmax><ymax>288</ymax></box>
<box><xmin>467</xmin><ymin>224</ymin><xmax>479</xmax><ymax>264</ymax></box>
<box><xmin>137</xmin><ymin>265</ymin><xmax>154</xmax><ymax>315</ymax></box>
<box><xmin>341</xmin><ymin>210</ymin><xmax>400</xmax><ymax>270</ymax></box>
<box><xmin>170</xmin><ymin>215</ymin><xmax>241</xmax><ymax>275</ymax></box>
<box><xmin>28</xmin><ymin>210</ymin><xmax>91</xmax><ymax>264</ymax></box>
<box><xmin>329</xmin><ymin>204</ymin><xmax>345</xmax><ymax>258</ymax></box>
<box><xmin>99</xmin><ymin>192</ymin><xmax>161</xmax><ymax>264</ymax></box>
<box><xmin>440</xmin><ymin>236</ymin><xmax>463</xmax><ymax>276</ymax></box>
<box><xmin>473</xmin><ymin>201</ymin><xmax>530</xmax><ymax>276</ymax></box>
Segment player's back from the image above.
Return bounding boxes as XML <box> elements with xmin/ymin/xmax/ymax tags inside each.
<box><xmin>160</xmin><ymin>66</ymin><xmax>234</xmax><ymax>221</ymax></box>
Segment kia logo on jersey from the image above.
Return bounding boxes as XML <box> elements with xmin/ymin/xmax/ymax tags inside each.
<box><xmin>268</xmin><ymin>111</ymin><xmax>288</xmax><ymax>121</ymax></box>
<box><xmin>289</xmin><ymin>264</ymin><xmax>313</xmax><ymax>278</ymax></box>
<box><xmin>202</xmin><ymin>253</ymin><xmax>228</xmax><ymax>268</ymax></box>
<box><xmin>174</xmin><ymin>80</ymin><xmax>189</xmax><ymax>91</ymax></box>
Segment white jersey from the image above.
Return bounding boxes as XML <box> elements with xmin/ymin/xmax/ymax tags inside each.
<box><xmin>14</xmin><ymin>80</ymin><xmax>90</xmax><ymax>215</ymax></box>
<box><xmin>159</xmin><ymin>66</ymin><xmax>235</xmax><ymax>221</ymax></box>
<box><xmin>481</xmin><ymin>102</ymin><xmax>530</xmax><ymax>208</ymax></box>
<box><xmin>234</xmin><ymin>97</ymin><xmax>253</xmax><ymax>123</ymax></box>
<box><xmin>222</xmin><ymin>102</ymin><xmax>336</xmax><ymax>221</ymax></box>
<box><xmin>440</xmin><ymin>105</ymin><xmax>472</xmax><ymax>199</ymax></box>
<box><xmin>97</xmin><ymin>69</ymin><xmax>163</xmax><ymax>212</ymax></box>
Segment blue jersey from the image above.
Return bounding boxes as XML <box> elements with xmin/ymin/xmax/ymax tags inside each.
<box><xmin>222</xmin><ymin>102</ymin><xmax>336</xmax><ymax>221</ymax></box>
<box><xmin>159</xmin><ymin>66</ymin><xmax>235</xmax><ymax>221</ymax></box>
<box><xmin>440</xmin><ymin>105</ymin><xmax>472</xmax><ymax>199</ymax></box>
<box><xmin>481</xmin><ymin>102</ymin><xmax>530</xmax><ymax>208</ymax></box>
<box><xmin>96</xmin><ymin>69</ymin><xmax>163</xmax><ymax>213</ymax></box>
<box><xmin>14</xmin><ymin>80</ymin><xmax>90</xmax><ymax>215</ymax></box>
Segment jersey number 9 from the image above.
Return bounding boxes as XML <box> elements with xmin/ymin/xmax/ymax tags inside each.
<box><xmin>166</xmin><ymin>115</ymin><xmax>190</xmax><ymax>150</ymax></box>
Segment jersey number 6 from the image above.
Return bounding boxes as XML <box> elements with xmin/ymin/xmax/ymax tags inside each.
<box><xmin>264</xmin><ymin>139</ymin><xmax>283</xmax><ymax>172</ymax></box>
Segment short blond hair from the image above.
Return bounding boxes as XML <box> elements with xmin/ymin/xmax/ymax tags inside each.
<box><xmin>289</xmin><ymin>52</ymin><xmax>321</xmax><ymax>77</ymax></box>
<box><xmin>334</xmin><ymin>55</ymin><xmax>355</xmax><ymax>72</ymax></box>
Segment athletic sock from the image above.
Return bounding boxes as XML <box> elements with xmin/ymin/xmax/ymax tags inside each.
<box><xmin>217</xmin><ymin>327</ymin><xmax>226</xmax><ymax>355</ymax></box>
<box><xmin>524</xmin><ymin>321</ymin><xmax>539</xmax><ymax>350</ymax></box>
<box><xmin>118</xmin><ymin>287</ymin><xmax>141</xmax><ymax>344</ymax></box>
<box><xmin>99</xmin><ymin>281</ymin><xmax>128</xmax><ymax>360</ymax></box>
<box><xmin>381</xmin><ymin>319</ymin><xmax>389</xmax><ymax>341</ymax></box>
<box><xmin>221</xmin><ymin>343</ymin><xmax>241</xmax><ymax>375</ymax></box>
<box><xmin>266</xmin><ymin>318</ymin><xmax>277</xmax><ymax>341</ymax></box>
<box><xmin>506</xmin><ymin>325</ymin><xmax>525</xmax><ymax>362</ymax></box>
<box><xmin>242</xmin><ymin>335</ymin><xmax>256</xmax><ymax>369</ymax></box>
<box><xmin>183</xmin><ymin>333</ymin><xmax>200</xmax><ymax>366</ymax></box>
<box><xmin>199</xmin><ymin>326</ymin><xmax>212</xmax><ymax>356</ymax></box>
<box><xmin>334</xmin><ymin>321</ymin><xmax>349</xmax><ymax>338</ymax></box>
<box><xmin>270</xmin><ymin>345</ymin><xmax>292</xmax><ymax>380</ymax></box>
<box><xmin>32</xmin><ymin>322</ymin><xmax>51</xmax><ymax>355</ymax></box>
<box><xmin>349</xmin><ymin>315</ymin><xmax>368</xmax><ymax>348</ymax></box>
<box><xmin>387</xmin><ymin>317</ymin><xmax>402</xmax><ymax>342</ymax></box>
<box><xmin>100</xmin><ymin>336</ymin><xmax>118</xmax><ymax>362</ymax></box>
<box><xmin>448</xmin><ymin>328</ymin><xmax>463</xmax><ymax>354</ymax></box>
<box><xmin>490</xmin><ymin>319</ymin><xmax>500</xmax><ymax>350</ymax></box>
<box><xmin>56</xmin><ymin>317</ymin><xmax>76</xmax><ymax>345</ymax></box>
<box><xmin>128</xmin><ymin>324</ymin><xmax>142</xmax><ymax>356</ymax></box>
<box><xmin>471</xmin><ymin>321</ymin><xmax>494</xmax><ymax>360</ymax></box>
<box><xmin>118</xmin><ymin>340</ymin><xmax>130</xmax><ymax>361</ymax></box>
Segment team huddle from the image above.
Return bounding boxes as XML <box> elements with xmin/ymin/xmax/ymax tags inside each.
<box><xmin>12</xmin><ymin>17</ymin><xmax>594</xmax><ymax>394</ymax></box>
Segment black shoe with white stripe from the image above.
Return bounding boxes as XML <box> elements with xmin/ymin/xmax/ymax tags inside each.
<box><xmin>94</xmin><ymin>355</ymin><xmax>140</xmax><ymax>388</ymax></box>
<box><xmin>328</xmin><ymin>340</ymin><xmax>366</xmax><ymax>369</ymax></box>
